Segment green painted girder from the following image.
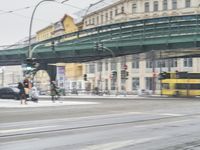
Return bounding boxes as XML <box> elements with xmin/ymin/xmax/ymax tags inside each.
<box><xmin>0</xmin><ymin>14</ymin><xmax>200</xmax><ymax>60</ymax></box>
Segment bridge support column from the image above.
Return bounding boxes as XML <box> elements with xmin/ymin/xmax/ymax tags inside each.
<box><xmin>39</xmin><ymin>63</ymin><xmax>57</xmax><ymax>82</ymax></box>
<box><xmin>46</xmin><ymin>65</ymin><xmax>57</xmax><ymax>82</ymax></box>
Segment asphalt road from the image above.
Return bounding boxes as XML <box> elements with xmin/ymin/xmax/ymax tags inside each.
<box><xmin>1</xmin><ymin>97</ymin><xmax>200</xmax><ymax>150</ymax></box>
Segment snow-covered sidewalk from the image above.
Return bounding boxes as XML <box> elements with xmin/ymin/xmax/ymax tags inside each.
<box><xmin>39</xmin><ymin>94</ymin><xmax>143</xmax><ymax>99</ymax></box>
<box><xmin>0</xmin><ymin>100</ymin><xmax>99</xmax><ymax>108</ymax></box>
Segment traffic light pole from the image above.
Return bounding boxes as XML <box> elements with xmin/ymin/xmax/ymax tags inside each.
<box><xmin>28</xmin><ymin>0</ymin><xmax>55</xmax><ymax>58</ymax></box>
<box><xmin>29</xmin><ymin>44</ymin><xmax>44</xmax><ymax>59</ymax></box>
<box><xmin>101</xmin><ymin>46</ymin><xmax>118</xmax><ymax>95</ymax></box>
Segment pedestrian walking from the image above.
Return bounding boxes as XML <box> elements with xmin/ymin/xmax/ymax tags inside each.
<box><xmin>50</xmin><ymin>81</ymin><xmax>60</xmax><ymax>102</ymax></box>
<box><xmin>17</xmin><ymin>82</ymin><xmax>27</xmax><ymax>105</ymax></box>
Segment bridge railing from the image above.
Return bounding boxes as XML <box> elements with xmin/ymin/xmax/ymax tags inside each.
<box><xmin>1</xmin><ymin>14</ymin><xmax>199</xmax><ymax>56</ymax></box>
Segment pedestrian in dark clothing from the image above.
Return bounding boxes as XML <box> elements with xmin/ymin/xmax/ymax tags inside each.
<box><xmin>18</xmin><ymin>82</ymin><xmax>27</xmax><ymax>105</ymax></box>
<box><xmin>50</xmin><ymin>81</ymin><xmax>59</xmax><ymax>102</ymax></box>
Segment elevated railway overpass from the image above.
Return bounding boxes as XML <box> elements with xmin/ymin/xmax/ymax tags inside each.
<box><xmin>0</xmin><ymin>14</ymin><xmax>200</xmax><ymax>79</ymax></box>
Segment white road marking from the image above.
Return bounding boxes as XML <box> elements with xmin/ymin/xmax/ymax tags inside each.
<box><xmin>158</xmin><ymin>113</ymin><xmax>184</xmax><ymax>116</ymax></box>
<box><xmin>0</xmin><ymin>125</ymin><xmax>57</xmax><ymax>134</ymax></box>
<box><xmin>82</xmin><ymin>137</ymin><xmax>162</xmax><ymax>150</ymax></box>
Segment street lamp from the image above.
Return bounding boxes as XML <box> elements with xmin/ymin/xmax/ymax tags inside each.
<box><xmin>28</xmin><ymin>0</ymin><xmax>55</xmax><ymax>58</ymax></box>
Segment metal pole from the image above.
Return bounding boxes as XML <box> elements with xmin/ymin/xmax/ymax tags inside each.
<box><xmin>28</xmin><ymin>0</ymin><xmax>55</xmax><ymax>58</ymax></box>
<box><xmin>160</xmin><ymin>50</ymin><xmax>162</xmax><ymax>95</ymax></box>
<box><xmin>102</xmin><ymin>46</ymin><xmax>117</xmax><ymax>95</ymax></box>
<box><xmin>30</xmin><ymin>44</ymin><xmax>44</xmax><ymax>58</ymax></box>
<box><xmin>152</xmin><ymin>50</ymin><xmax>156</xmax><ymax>95</ymax></box>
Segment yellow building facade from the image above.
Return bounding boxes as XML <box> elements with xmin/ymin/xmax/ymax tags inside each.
<box><xmin>36</xmin><ymin>25</ymin><xmax>54</xmax><ymax>42</ymax></box>
<box><xmin>62</xmin><ymin>14</ymin><xmax>78</xmax><ymax>34</ymax></box>
<box><xmin>34</xmin><ymin>14</ymin><xmax>84</xmax><ymax>92</ymax></box>
<box><xmin>65</xmin><ymin>63</ymin><xmax>83</xmax><ymax>80</ymax></box>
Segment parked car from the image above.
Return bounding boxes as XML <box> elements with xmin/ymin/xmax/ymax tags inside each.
<box><xmin>0</xmin><ymin>87</ymin><xmax>20</xmax><ymax>100</ymax></box>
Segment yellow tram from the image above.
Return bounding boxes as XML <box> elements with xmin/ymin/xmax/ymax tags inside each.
<box><xmin>160</xmin><ymin>72</ymin><xmax>200</xmax><ymax>97</ymax></box>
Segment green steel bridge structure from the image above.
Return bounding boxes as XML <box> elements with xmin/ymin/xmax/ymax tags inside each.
<box><xmin>0</xmin><ymin>14</ymin><xmax>200</xmax><ymax>79</ymax></box>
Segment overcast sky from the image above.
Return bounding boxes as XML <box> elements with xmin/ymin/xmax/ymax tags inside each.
<box><xmin>0</xmin><ymin>0</ymin><xmax>99</xmax><ymax>46</ymax></box>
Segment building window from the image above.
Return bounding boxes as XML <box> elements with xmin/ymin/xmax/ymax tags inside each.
<box><xmin>172</xmin><ymin>0</ymin><xmax>177</xmax><ymax>10</ymax></box>
<box><xmin>89</xmin><ymin>64</ymin><xmax>95</xmax><ymax>73</ymax></box>
<box><xmin>92</xmin><ymin>18</ymin><xmax>95</xmax><ymax>25</ymax></box>
<box><xmin>121</xmin><ymin>6</ymin><xmax>124</xmax><ymax>13</ymax></box>
<box><xmin>105</xmin><ymin>79</ymin><xmax>108</xmax><ymax>90</ymax></box>
<box><xmin>146</xmin><ymin>77</ymin><xmax>153</xmax><ymax>90</ymax></box>
<box><xmin>111</xmin><ymin>79</ymin><xmax>116</xmax><ymax>90</ymax></box>
<box><xmin>153</xmin><ymin>1</ymin><xmax>159</xmax><ymax>11</ymax></box>
<box><xmin>146</xmin><ymin>60</ymin><xmax>153</xmax><ymax>68</ymax></box>
<box><xmin>163</xmin><ymin>0</ymin><xmax>168</xmax><ymax>10</ymax></box>
<box><xmin>145</xmin><ymin>2</ymin><xmax>150</xmax><ymax>12</ymax></box>
<box><xmin>111</xmin><ymin>62</ymin><xmax>117</xmax><ymax>70</ymax></box>
<box><xmin>183</xmin><ymin>58</ymin><xmax>193</xmax><ymax>67</ymax></box>
<box><xmin>96</xmin><ymin>16</ymin><xmax>99</xmax><ymax>24</ymax></box>
<box><xmin>132</xmin><ymin>3</ymin><xmax>137</xmax><ymax>13</ymax></box>
<box><xmin>97</xmin><ymin>62</ymin><xmax>102</xmax><ymax>72</ymax></box>
<box><xmin>110</xmin><ymin>11</ymin><xmax>113</xmax><ymax>19</ymax></box>
<box><xmin>185</xmin><ymin>0</ymin><xmax>191</xmax><ymax>8</ymax></box>
<box><xmin>132</xmin><ymin>60</ymin><xmax>139</xmax><ymax>68</ymax></box>
<box><xmin>115</xmin><ymin>8</ymin><xmax>118</xmax><ymax>15</ymax></box>
<box><xmin>132</xmin><ymin>78</ymin><xmax>140</xmax><ymax>90</ymax></box>
<box><xmin>170</xmin><ymin>58</ymin><xmax>177</xmax><ymax>68</ymax></box>
<box><xmin>105</xmin><ymin>61</ymin><xmax>109</xmax><ymax>71</ymax></box>
<box><xmin>101</xmin><ymin>14</ymin><xmax>104</xmax><ymax>24</ymax></box>
<box><xmin>105</xmin><ymin>13</ymin><xmax>108</xmax><ymax>21</ymax></box>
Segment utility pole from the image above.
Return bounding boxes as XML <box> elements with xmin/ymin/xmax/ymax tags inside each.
<box><xmin>152</xmin><ymin>50</ymin><xmax>156</xmax><ymax>95</ymax></box>
<box><xmin>94</xmin><ymin>42</ymin><xmax>117</xmax><ymax>95</ymax></box>
<box><xmin>159</xmin><ymin>50</ymin><xmax>163</xmax><ymax>95</ymax></box>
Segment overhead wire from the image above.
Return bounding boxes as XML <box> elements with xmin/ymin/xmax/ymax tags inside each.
<box><xmin>0</xmin><ymin>6</ymin><xmax>34</xmax><ymax>15</ymax></box>
<box><xmin>0</xmin><ymin>0</ymin><xmax>105</xmax><ymax>47</ymax></box>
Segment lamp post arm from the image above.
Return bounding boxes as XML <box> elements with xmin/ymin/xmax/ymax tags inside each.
<box><xmin>103</xmin><ymin>46</ymin><xmax>115</xmax><ymax>58</ymax></box>
<box><xmin>29</xmin><ymin>44</ymin><xmax>44</xmax><ymax>59</ymax></box>
<box><xmin>28</xmin><ymin>0</ymin><xmax>54</xmax><ymax>58</ymax></box>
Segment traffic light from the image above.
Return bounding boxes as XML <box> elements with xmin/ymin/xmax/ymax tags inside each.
<box><xmin>121</xmin><ymin>70</ymin><xmax>126</xmax><ymax>79</ymax></box>
<box><xmin>24</xmin><ymin>58</ymin><xmax>39</xmax><ymax>76</ymax></box>
<box><xmin>121</xmin><ymin>70</ymin><xmax>128</xmax><ymax>80</ymax></box>
<box><xmin>94</xmin><ymin>42</ymin><xmax>104</xmax><ymax>51</ymax></box>
<box><xmin>112</xmin><ymin>71</ymin><xmax>117</xmax><ymax>80</ymax></box>
<box><xmin>126</xmin><ymin>71</ymin><xmax>129</xmax><ymax>77</ymax></box>
<box><xmin>94</xmin><ymin>42</ymin><xmax>99</xmax><ymax>51</ymax></box>
<box><xmin>83</xmin><ymin>74</ymin><xmax>87</xmax><ymax>81</ymax></box>
<box><xmin>51</xmin><ymin>41</ymin><xmax>55</xmax><ymax>51</ymax></box>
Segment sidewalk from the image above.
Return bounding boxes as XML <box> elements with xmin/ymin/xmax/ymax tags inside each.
<box><xmin>39</xmin><ymin>94</ymin><xmax>166</xmax><ymax>99</ymax></box>
<box><xmin>0</xmin><ymin>100</ymin><xmax>99</xmax><ymax>108</ymax></box>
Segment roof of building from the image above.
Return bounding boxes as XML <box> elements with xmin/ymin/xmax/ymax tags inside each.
<box><xmin>74</xmin><ymin>0</ymin><xmax>122</xmax><ymax>21</ymax></box>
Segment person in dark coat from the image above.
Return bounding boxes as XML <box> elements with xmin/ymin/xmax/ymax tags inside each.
<box><xmin>18</xmin><ymin>82</ymin><xmax>27</xmax><ymax>104</ymax></box>
<box><xmin>50</xmin><ymin>81</ymin><xmax>59</xmax><ymax>102</ymax></box>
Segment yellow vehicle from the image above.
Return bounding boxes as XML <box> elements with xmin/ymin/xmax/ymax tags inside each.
<box><xmin>160</xmin><ymin>72</ymin><xmax>200</xmax><ymax>97</ymax></box>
